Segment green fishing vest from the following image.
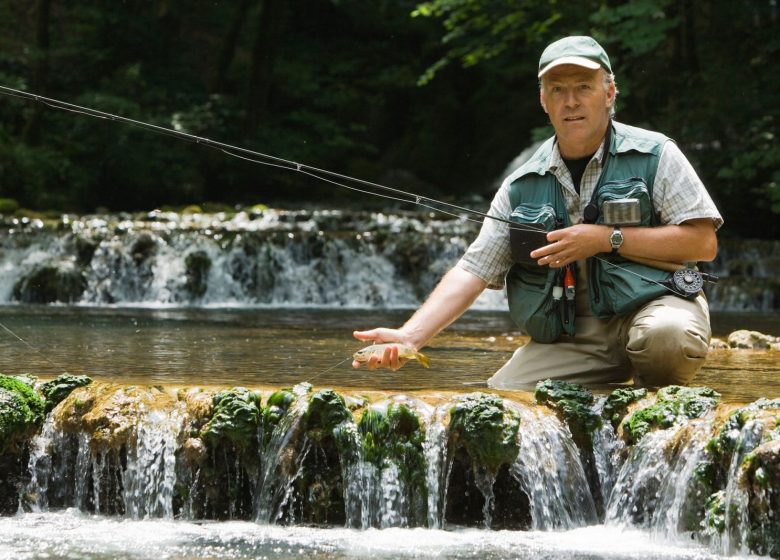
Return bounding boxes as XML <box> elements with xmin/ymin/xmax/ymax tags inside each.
<box><xmin>505</xmin><ymin>121</ymin><xmax>672</xmax><ymax>343</ymax></box>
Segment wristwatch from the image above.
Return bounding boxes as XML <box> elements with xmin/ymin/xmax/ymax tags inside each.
<box><xmin>609</xmin><ymin>225</ymin><xmax>624</xmax><ymax>254</ymax></box>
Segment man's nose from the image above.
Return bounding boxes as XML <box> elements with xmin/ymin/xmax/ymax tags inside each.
<box><xmin>564</xmin><ymin>90</ymin><xmax>579</xmax><ymax>107</ymax></box>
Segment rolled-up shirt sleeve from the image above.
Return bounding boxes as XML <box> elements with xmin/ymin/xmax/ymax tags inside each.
<box><xmin>456</xmin><ymin>183</ymin><xmax>515</xmax><ymax>289</ymax></box>
<box><xmin>654</xmin><ymin>141</ymin><xmax>724</xmax><ymax>229</ymax></box>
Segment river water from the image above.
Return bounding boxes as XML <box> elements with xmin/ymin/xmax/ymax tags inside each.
<box><xmin>0</xmin><ymin>305</ymin><xmax>778</xmax><ymax>560</ymax></box>
<box><xmin>0</xmin><ymin>305</ymin><xmax>777</xmax><ymax>401</ymax></box>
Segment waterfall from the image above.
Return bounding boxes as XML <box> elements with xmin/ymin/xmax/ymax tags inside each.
<box><xmin>1</xmin><ymin>211</ymin><xmax>774</xmax><ymax>310</ymax></box>
<box><xmin>511</xmin><ymin>405</ymin><xmax>598</xmax><ymax>530</ymax></box>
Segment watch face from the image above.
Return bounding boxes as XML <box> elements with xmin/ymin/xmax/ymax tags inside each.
<box><xmin>610</xmin><ymin>229</ymin><xmax>623</xmax><ymax>248</ymax></box>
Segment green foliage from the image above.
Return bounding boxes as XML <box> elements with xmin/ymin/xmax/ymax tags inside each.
<box><xmin>622</xmin><ymin>386</ymin><xmax>720</xmax><ymax>444</ymax></box>
<box><xmin>0</xmin><ymin>0</ymin><xmax>777</xmax><ymax>236</ymax></box>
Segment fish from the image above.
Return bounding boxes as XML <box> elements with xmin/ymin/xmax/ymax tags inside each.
<box><xmin>353</xmin><ymin>343</ymin><xmax>430</xmax><ymax>368</ymax></box>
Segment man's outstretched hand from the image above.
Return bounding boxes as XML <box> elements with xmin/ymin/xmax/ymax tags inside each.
<box><xmin>351</xmin><ymin>328</ymin><xmax>410</xmax><ymax>371</ymax></box>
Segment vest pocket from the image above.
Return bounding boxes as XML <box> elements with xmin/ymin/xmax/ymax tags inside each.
<box><xmin>506</xmin><ymin>203</ymin><xmax>565</xmax><ymax>343</ymax></box>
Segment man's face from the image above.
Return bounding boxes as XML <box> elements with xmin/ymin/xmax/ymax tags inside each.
<box><xmin>539</xmin><ymin>65</ymin><xmax>615</xmax><ymax>158</ymax></box>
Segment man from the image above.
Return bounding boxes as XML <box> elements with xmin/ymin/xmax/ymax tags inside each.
<box><xmin>352</xmin><ymin>36</ymin><xmax>722</xmax><ymax>389</ymax></box>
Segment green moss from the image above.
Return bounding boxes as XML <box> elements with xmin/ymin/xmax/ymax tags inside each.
<box><xmin>702</xmin><ymin>491</ymin><xmax>726</xmax><ymax>534</ymax></box>
<box><xmin>622</xmin><ymin>386</ymin><xmax>720</xmax><ymax>444</ymax></box>
<box><xmin>39</xmin><ymin>374</ymin><xmax>93</xmax><ymax>412</ymax></box>
<box><xmin>359</xmin><ymin>402</ymin><xmax>424</xmax><ymax>468</ymax></box>
<box><xmin>200</xmin><ymin>387</ymin><xmax>261</xmax><ymax>450</ymax></box>
<box><xmin>602</xmin><ymin>387</ymin><xmax>648</xmax><ymax>428</ymax></box>
<box><xmin>304</xmin><ymin>389</ymin><xmax>353</xmax><ymax>443</ymax></box>
<box><xmin>449</xmin><ymin>392</ymin><xmax>520</xmax><ymax>474</ymax></box>
<box><xmin>535</xmin><ymin>380</ymin><xmax>602</xmax><ymax>445</ymax></box>
<box><xmin>262</xmin><ymin>388</ymin><xmax>296</xmax><ymax>443</ymax></box>
<box><xmin>0</xmin><ymin>374</ymin><xmax>46</xmax><ymax>453</ymax></box>
<box><xmin>706</xmin><ymin>398</ymin><xmax>780</xmax><ymax>459</ymax></box>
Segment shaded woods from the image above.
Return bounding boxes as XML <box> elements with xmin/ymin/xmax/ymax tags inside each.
<box><xmin>0</xmin><ymin>0</ymin><xmax>778</xmax><ymax>238</ymax></box>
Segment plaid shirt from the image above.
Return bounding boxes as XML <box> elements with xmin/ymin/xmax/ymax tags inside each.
<box><xmin>458</xmin><ymin>131</ymin><xmax>724</xmax><ymax>289</ymax></box>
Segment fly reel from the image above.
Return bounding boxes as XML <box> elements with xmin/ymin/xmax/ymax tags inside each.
<box><xmin>670</xmin><ymin>268</ymin><xmax>705</xmax><ymax>295</ymax></box>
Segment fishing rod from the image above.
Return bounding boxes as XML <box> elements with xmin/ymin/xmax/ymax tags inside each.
<box><xmin>0</xmin><ymin>84</ymin><xmax>713</xmax><ymax>298</ymax></box>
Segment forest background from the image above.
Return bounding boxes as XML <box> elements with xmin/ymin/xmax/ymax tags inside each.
<box><xmin>0</xmin><ymin>0</ymin><xmax>778</xmax><ymax>239</ymax></box>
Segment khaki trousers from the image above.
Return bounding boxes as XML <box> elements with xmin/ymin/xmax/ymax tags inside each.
<box><xmin>487</xmin><ymin>293</ymin><xmax>711</xmax><ymax>389</ymax></box>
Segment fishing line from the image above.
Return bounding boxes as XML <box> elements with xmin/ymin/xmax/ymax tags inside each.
<box><xmin>0</xmin><ymin>320</ymin><xmax>71</xmax><ymax>375</ymax></box>
<box><xmin>303</xmin><ymin>355</ymin><xmax>353</xmax><ymax>384</ymax></box>
<box><xmin>0</xmin><ymin>85</ymin><xmax>696</xmax><ymax>297</ymax></box>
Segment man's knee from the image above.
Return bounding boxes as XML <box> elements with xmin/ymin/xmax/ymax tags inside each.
<box><xmin>626</xmin><ymin>309</ymin><xmax>709</xmax><ymax>387</ymax></box>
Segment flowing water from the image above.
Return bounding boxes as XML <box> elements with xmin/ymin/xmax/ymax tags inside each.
<box><xmin>0</xmin><ymin>210</ymin><xmax>778</xmax><ymax>559</ymax></box>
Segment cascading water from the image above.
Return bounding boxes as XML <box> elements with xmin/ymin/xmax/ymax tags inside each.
<box><xmin>0</xmin><ymin>210</ymin><xmax>774</xmax><ymax>311</ymax></box>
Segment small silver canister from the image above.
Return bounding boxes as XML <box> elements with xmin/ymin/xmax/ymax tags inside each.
<box><xmin>601</xmin><ymin>198</ymin><xmax>641</xmax><ymax>226</ymax></box>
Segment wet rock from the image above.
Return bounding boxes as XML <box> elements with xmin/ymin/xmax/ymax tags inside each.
<box><xmin>709</xmin><ymin>337</ymin><xmax>729</xmax><ymax>350</ymax></box>
<box><xmin>38</xmin><ymin>374</ymin><xmax>93</xmax><ymax>412</ymax></box>
<box><xmin>535</xmin><ymin>380</ymin><xmax>602</xmax><ymax>446</ymax></box>
<box><xmin>621</xmin><ymin>386</ymin><xmax>721</xmax><ymax>444</ymax></box>
<box><xmin>727</xmin><ymin>329</ymin><xmax>778</xmax><ymax>349</ymax></box>
<box><xmin>602</xmin><ymin>387</ymin><xmax>648</xmax><ymax>429</ymax></box>
<box><xmin>448</xmin><ymin>392</ymin><xmax>520</xmax><ymax>475</ymax></box>
<box><xmin>53</xmin><ymin>383</ymin><xmax>175</xmax><ymax>452</ymax></box>
<box><xmin>742</xmin><ymin>439</ymin><xmax>780</xmax><ymax>558</ymax></box>
<box><xmin>184</xmin><ymin>250</ymin><xmax>211</xmax><ymax>297</ymax></box>
<box><xmin>12</xmin><ymin>260</ymin><xmax>87</xmax><ymax>303</ymax></box>
<box><xmin>130</xmin><ymin>232</ymin><xmax>158</xmax><ymax>264</ymax></box>
<box><xmin>0</xmin><ymin>374</ymin><xmax>46</xmax><ymax>453</ymax></box>
<box><xmin>358</xmin><ymin>400</ymin><xmax>428</xmax><ymax>526</ymax></box>
<box><xmin>200</xmin><ymin>387</ymin><xmax>261</xmax><ymax>450</ymax></box>
<box><xmin>262</xmin><ymin>387</ymin><xmax>296</xmax><ymax>444</ymax></box>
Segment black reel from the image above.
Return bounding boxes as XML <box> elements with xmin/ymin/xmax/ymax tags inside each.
<box><xmin>671</xmin><ymin>268</ymin><xmax>705</xmax><ymax>295</ymax></box>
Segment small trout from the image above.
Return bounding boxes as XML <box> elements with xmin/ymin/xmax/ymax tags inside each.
<box><xmin>353</xmin><ymin>343</ymin><xmax>430</xmax><ymax>368</ymax></box>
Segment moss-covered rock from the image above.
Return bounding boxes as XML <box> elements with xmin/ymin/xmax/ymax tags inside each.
<box><xmin>262</xmin><ymin>387</ymin><xmax>296</xmax><ymax>443</ymax></box>
<box><xmin>0</xmin><ymin>374</ymin><xmax>46</xmax><ymax>453</ymax></box>
<box><xmin>742</xmin><ymin>439</ymin><xmax>780</xmax><ymax>558</ymax></box>
<box><xmin>602</xmin><ymin>387</ymin><xmax>648</xmax><ymax>429</ymax></box>
<box><xmin>184</xmin><ymin>250</ymin><xmax>211</xmax><ymax>297</ymax></box>
<box><xmin>449</xmin><ymin>392</ymin><xmax>520</xmax><ymax>475</ymax></box>
<box><xmin>12</xmin><ymin>261</ymin><xmax>87</xmax><ymax>303</ymax></box>
<box><xmin>38</xmin><ymin>374</ymin><xmax>93</xmax><ymax>412</ymax></box>
<box><xmin>304</xmin><ymin>389</ymin><xmax>353</xmax><ymax>443</ymax></box>
<box><xmin>621</xmin><ymin>386</ymin><xmax>721</xmax><ymax>444</ymax></box>
<box><xmin>535</xmin><ymin>380</ymin><xmax>602</xmax><ymax>446</ymax></box>
<box><xmin>200</xmin><ymin>387</ymin><xmax>261</xmax><ymax>450</ymax></box>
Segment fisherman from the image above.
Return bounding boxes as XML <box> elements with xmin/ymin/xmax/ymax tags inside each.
<box><xmin>352</xmin><ymin>35</ymin><xmax>723</xmax><ymax>388</ymax></box>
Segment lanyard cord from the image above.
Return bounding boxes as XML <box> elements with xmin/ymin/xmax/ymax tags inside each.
<box><xmin>0</xmin><ymin>84</ymin><xmax>694</xmax><ymax>296</ymax></box>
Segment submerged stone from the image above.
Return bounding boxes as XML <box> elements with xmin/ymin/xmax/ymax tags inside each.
<box><xmin>38</xmin><ymin>374</ymin><xmax>93</xmax><ymax>412</ymax></box>
<box><xmin>448</xmin><ymin>392</ymin><xmax>520</xmax><ymax>475</ymax></box>
<box><xmin>200</xmin><ymin>387</ymin><xmax>261</xmax><ymax>450</ymax></box>
<box><xmin>0</xmin><ymin>374</ymin><xmax>46</xmax><ymax>453</ymax></box>
<box><xmin>621</xmin><ymin>386</ymin><xmax>721</xmax><ymax>444</ymax></box>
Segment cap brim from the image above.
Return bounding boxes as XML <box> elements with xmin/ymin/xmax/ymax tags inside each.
<box><xmin>538</xmin><ymin>56</ymin><xmax>602</xmax><ymax>78</ymax></box>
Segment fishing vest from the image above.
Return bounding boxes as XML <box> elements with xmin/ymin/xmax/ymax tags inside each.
<box><xmin>505</xmin><ymin>121</ymin><xmax>673</xmax><ymax>343</ymax></box>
